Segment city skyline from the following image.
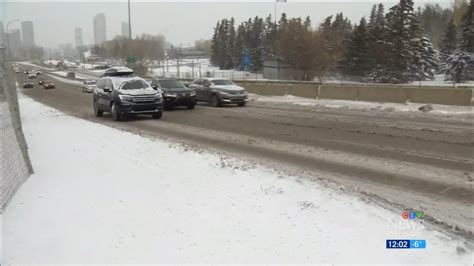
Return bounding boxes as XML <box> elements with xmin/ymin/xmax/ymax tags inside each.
<box><xmin>3</xmin><ymin>1</ymin><xmax>452</xmax><ymax>48</ymax></box>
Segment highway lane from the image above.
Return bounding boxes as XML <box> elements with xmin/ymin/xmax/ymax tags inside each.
<box><xmin>12</xmin><ymin>67</ymin><xmax>474</xmax><ymax>242</ymax></box>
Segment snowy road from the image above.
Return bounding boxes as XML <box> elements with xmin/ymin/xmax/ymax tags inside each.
<box><xmin>2</xmin><ymin>96</ymin><xmax>472</xmax><ymax>264</ymax></box>
<box><xmin>9</xmin><ymin>68</ymin><xmax>474</xmax><ymax>254</ymax></box>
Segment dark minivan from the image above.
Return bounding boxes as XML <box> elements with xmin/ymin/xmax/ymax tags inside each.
<box><xmin>150</xmin><ymin>78</ymin><xmax>196</xmax><ymax>109</ymax></box>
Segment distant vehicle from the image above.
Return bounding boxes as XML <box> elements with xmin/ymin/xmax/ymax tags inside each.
<box><xmin>24</xmin><ymin>70</ymin><xmax>29</xmax><ymax>74</ymax></box>
<box><xmin>43</xmin><ymin>80</ymin><xmax>55</xmax><ymax>89</ymax></box>
<box><xmin>150</xmin><ymin>78</ymin><xmax>196</xmax><ymax>110</ymax></box>
<box><xmin>22</xmin><ymin>80</ymin><xmax>34</xmax><ymax>88</ymax></box>
<box><xmin>66</xmin><ymin>72</ymin><xmax>75</xmax><ymax>78</ymax></box>
<box><xmin>93</xmin><ymin>72</ymin><xmax>163</xmax><ymax>121</ymax></box>
<box><xmin>38</xmin><ymin>78</ymin><xmax>45</xmax><ymax>85</ymax></box>
<box><xmin>189</xmin><ymin>78</ymin><xmax>248</xmax><ymax>107</ymax></box>
<box><xmin>14</xmin><ymin>68</ymin><xmax>20</xmax><ymax>73</ymax></box>
<box><xmin>28</xmin><ymin>73</ymin><xmax>37</xmax><ymax>79</ymax></box>
<box><xmin>82</xmin><ymin>80</ymin><xmax>97</xmax><ymax>93</ymax></box>
<box><xmin>35</xmin><ymin>70</ymin><xmax>42</xmax><ymax>75</ymax></box>
<box><xmin>94</xmin><ymin>64</ymin><xmax>111</xmax><ymax>70</ymax></box>
<box><xmin>102</xmin><ymin>66</ymin><xmax>134</xmax><ymax>77</ymax></box>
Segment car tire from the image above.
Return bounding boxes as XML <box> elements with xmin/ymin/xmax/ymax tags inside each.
<box><xmin>238</xmin><ymin>102</ymin><xmax>246</xmax><ymax>107</ymax></box>
<box><xmin>187</xmin><ymin>103</ymin><xmax>195</xmax><ymax>110</ymax></box>
<box><xmin>152</xmin><ymin>112</ymin><xmax>162</xmax><ymax>119</ymax></box>
<box><xmin>93</xmin><ymin>100</ymin><xmax>103</xmax><ymax>117</ymax></box>
<box><xmin>111</xmin><ymin>103</ymin><xmax>121</xmax><ymax>121</ymax></box>
<box><xmin>210</xmin><ymin>94</ymin><xmax>221</xmax><ymax>107</ymax></box>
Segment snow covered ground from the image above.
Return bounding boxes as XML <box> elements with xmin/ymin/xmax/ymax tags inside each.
<box><xmin>150</xmin><ymin>60</ymin><xmax>264</xmax><ymax>80</ymax></box>
<box><xmin>251</xmin><ymin>94</ymin><xmax>473</xmax><ymax>116</ymax></box>
<box><xmin>2</xmin><ymin>96</ymin><xmax>472</xmax><ymax>264</ymax></box>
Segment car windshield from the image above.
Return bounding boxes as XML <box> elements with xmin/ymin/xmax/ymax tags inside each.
<box><xmin>158</xmin><ymin>80</ymin><xmax>186</xmax><ymax>89</ymax></box>
<box><xmin>120</xmin><ymin>79</ymin><xmax>150</xmax><ymax>90</ymax></box>
<box><xmin>86</xmin><ymin>80</ymin><xmax>96</xmax><ymax>85</ymax></box>
<box><xmin>211</xmin><ymin>79</ymin><xmax>234</xmax><ymax>85</ymax></box>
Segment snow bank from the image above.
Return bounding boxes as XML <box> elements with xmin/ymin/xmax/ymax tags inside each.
<box><xmin>251</xmin><ymin>94</ymin><xmax>473</xmax><ymax>116</ymax></box>
<box><xmin>2</xmin><ymin>97</ymin><xmax>471</xmax><ymax>264</ymax></box>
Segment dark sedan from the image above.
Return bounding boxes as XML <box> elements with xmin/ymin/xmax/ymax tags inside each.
<box><xmin>22</xmin><ymin>80</ymin><xmax>34</xmax><ymax>88</ymax></box>
<box><xmin>43</xmin><ymin>80</ymin><xmax>56</xmax><ymax>89</ymax></box>
<box><xmin>150</xmin><ymin>78</ymin><xmax>196</xmax><ymax>110</ymax></box>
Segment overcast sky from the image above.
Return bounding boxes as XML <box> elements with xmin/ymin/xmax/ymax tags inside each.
<box><xmin>2</xmin><ymin>0</ymin><xmax>452</xmax><ymax>48</ymax></box>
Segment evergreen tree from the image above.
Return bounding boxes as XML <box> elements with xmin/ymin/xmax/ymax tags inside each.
<box><xmin>412</xmin><ymin>36</ymin><xmax>440</xmax><ymax>80</ymax></box>
<box><xmin>460</xmin><ymin>0</ymin><xmax>473</xmax><ymax>52</ymax></box>
<box><xmin>210</xmin><ymin>21</ymin><xmax>221</xmax><ymax>67</ymax></box>
<box><xmin>447</xmin><ymin>0</ymin><xmax>474</xmax><ymax>82</ymax></box>
<box><xmin>226</xmin><ymin>18</ymin><xmax>236</xmax><ymax>69</ymax></box>
<box><xmin>369</xmin><ymin>5</ymin><xmax>377</xmax><ymax>26</ymax></box>
<box><xmin>340</xmin><ymin>17</ymin><xmax>371</xmax><ymax>78</ymax></box>
<box><xmin>375</xmin><ymin>4</ymin><xmax>385</xmax><ymax>32</ymax></box>
<box><xmin>233</xmin><ymin>24</ymin><xmax>246</xmax><ymax>69</ymax></box>
<box><xmin>439</xmin><ymin>20</ymin><xmax>458</xmax><ymax>63</ymax></box>
<box><xmin>371</xmin><ymin>0</ymin><xmax>428</xmax><ymax>83</ymax></box>
<box><xmin>263</xmin><ymin>14</ymin><xmax>277</xmax><ymax>58</ymax></box>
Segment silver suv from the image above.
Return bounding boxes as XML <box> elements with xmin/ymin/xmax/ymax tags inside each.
<box><xmin>189</xmin><ymin>78</ymin><xmax>248</xmax><ymax>107</ymax></box>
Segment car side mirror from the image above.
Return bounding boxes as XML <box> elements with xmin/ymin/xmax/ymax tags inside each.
<box><xmin>103</xmin><ymin>87</ymin><xmax>112</xmax><ymax>92</ymax></box>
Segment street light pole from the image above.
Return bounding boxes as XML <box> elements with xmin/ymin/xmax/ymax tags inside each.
<box><xmin>128</xmin><ymin>0</ymin><xmax>132</xmax><ymax>40</ymax></box>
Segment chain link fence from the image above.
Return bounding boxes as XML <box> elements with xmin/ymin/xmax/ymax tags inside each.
<box><xmin>1</xmin><ymin>67</ymin><xmax>33</xmax><ymax>211</ymax></box>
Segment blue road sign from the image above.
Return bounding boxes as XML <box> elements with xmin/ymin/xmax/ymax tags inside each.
<box><xmin>243</xmin><ymin>49</ymin><xmax>251</xmax><ymax>67</ymax></box>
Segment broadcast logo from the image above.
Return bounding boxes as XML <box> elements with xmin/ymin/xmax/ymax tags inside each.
<box><xmin>402</xmin><ymin>211</ymin><xmax>424</xmax><ymax>220</ymax></box>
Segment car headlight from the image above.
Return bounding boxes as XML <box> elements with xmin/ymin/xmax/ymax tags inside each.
<box><xmin>164</xmin><ymin>93</ymin><xmax>176</xmax><ymax>97</ymax></box>
<box><xmin>154</xmin><ymin>93</ymin><xmax>162</xmax><ymax>100</ymax></box>
<box><xmin>119</xmin><ymin>94</ymin><xmax>133</xmax><ymax>102</ymax></box>
<box><xmin>220</xmin><ymin>91</ymin><xmax>230</xmax><ymax>95</ymax></box>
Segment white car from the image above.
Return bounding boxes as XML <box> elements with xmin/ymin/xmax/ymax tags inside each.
<box><xmin>82</xmin><ymin>80</ymin><xmax>97</xmax><ymax>93</ymax></box>
<box><xmin>28</xmin><ymin>73</ymin><xmax>37</xmax><ymax>79</ymax></box>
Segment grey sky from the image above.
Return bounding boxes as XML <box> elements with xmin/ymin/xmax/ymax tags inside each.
<box><xmin>3</xmin><ymin>1</ymin><xmax>452</xmax><ymax>48</ymax></box>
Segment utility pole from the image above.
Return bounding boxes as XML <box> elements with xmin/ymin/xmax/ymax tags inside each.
<box><xmin>177</xmin><ymin>44</ymin><xmax>182</xmax><ymax>78</ymax></box>
<box><xmin>128</xmin><ymin>0</ymin><xmax>132</xmax><ymax>40</ymax></box>
<box><xmin>1</xmin><ymin>44</ymin><xmax>6</xmax><ymax>70</ymax></box>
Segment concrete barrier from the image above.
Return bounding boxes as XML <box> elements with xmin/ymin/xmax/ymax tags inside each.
<box><xmin>240</xmin><ymin>82</ymin><xmax>473</xmax><ymax>106</ymax></box>
<box><xmin>319</xmin><ymin>85</ymin><xmax>358</xmax><ymax>100</ymax></box>
<box><xmin>409</xmin><ymin>87</ymin><xmax>473</xmax><ymax>106</ymax></box>
<box><xmin>242</xmin><ymin>84</ymin><xmax>288</xmax><ymax>96</ymax></box>
<box><xmin>287</xmin><ymin>85</ymin><xmax>319</xmax><ymax>98</ymax></box>
<box><xmin>357</xmin><ymin>86</ymin><xmax>409</xmax><ymax>103</ymax></box>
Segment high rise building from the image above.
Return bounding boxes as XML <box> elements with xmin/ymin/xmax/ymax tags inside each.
<box><xmin>93</xmin><ymin>13</ymin><xmax>106</xmax><ymax>45</ymax></box>
<box><xmin>21</xmin><ymin>21</ymin><xmax>35</xmax><ymax>48</ymax></box>
<box><xmin>121</xmin><ymin>21</ymin><xmax>130</xmax><ymax>38</ymax></box>
<box><xmin>7</xmin><ymin>29</ymin><xmax>22</xmax><ymax>58</ymax></box>
<box><xmin>75</xmin><ymin>27</ymin><xmax>84</xmax><ymax>48</ymax></box>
